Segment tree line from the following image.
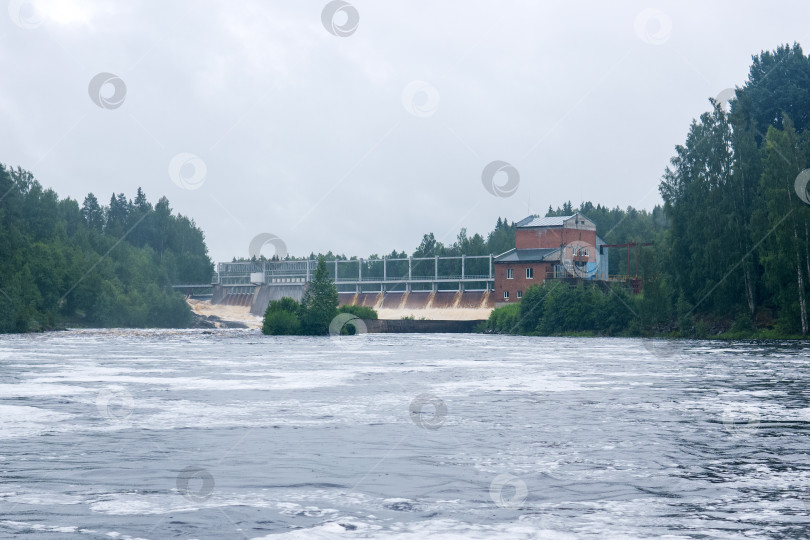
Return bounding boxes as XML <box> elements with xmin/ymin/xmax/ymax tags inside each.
<box><xmin>487</xmin><ymin>43</ymin><xmax>810</xmax><ymax>338</ymax></box>
<box><xmin>0</xmin><ymin>165</ymin><xmax>213</xmax><ymax>332</ymax></box>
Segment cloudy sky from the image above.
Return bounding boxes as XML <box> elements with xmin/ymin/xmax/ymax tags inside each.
<box><xmin>2</xmin><ymin>0</ymin><xmax>809</xmax><ymax>262</ymax></box>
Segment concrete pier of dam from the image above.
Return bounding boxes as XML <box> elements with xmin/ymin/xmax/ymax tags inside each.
<box><xmin>338</xmin><ymin>290</ymin><xmax>495</xmax><ymax>320</ymax></box>
<box><xmin>339</xmin><ymin>290</ymin><xmax>494</xmax><ymax>309</ymax></box>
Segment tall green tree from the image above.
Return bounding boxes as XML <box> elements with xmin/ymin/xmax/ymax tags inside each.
<box><xmin>734</xmin><ymin>43</ymin><xmax>810</xmax><ymax>139</ymax></box>
<box><xmin>753</xmin><ymin>118</ymin><xmax>810</xmax><ymax>333</ymax></box>
<box><xmin>81</xmin><ymin>193</ymin><xmax>104</xmax><ymax>232</ymax></box>
<box><xmin>300</xmin><ymin>256</ymin><xmax>339</xmax><ymax>335</ymax></box>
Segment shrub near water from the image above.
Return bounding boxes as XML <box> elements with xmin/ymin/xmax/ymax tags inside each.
<box><xmin>262</xmin><ymin>294</ymin><xmax>379</xmax><ymax>337</ymax></box>
<box><xmin>486</xmin><ymin>283</ymin><xmax>637</xmax><ymax>336</ymax></box>
<box><xmin>262</xmin><ymin>297</ymin><xmax>302</xmax><ymax>335</ymax></box>
<box><xmin>338</xmin><ymin>304</ymin><xmax>378</xmax><ymax>320</ymax></box>
<box><xmin>337</xmin><ymin>304</ymin><xmax>378</xmax><ymax>335</ymax></box>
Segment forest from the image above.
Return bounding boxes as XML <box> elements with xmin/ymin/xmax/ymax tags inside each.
<box><xmin>487</xmin><ymin>43</ymin><xmax>810</xmax><ymax>337</ymax></box>
<box><xmin>7</xmin><ymin>43</ymin><xmax>810</xmax><ymax>338</ymax></box>
<box><xmin>249</xmin><ymin>42</ymin><xmax>810</xmax><ymax>338</ymax></box>
<box><xmin>0</xmin><ymin>165</ymin><xmax>213</xmax><ymax>332</ymax></box>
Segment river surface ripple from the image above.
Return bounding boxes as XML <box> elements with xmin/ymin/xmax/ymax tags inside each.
<box><xmin>1</xmin><ymin>330</ymin><xmax>809</xmax><ymax>539</ymax></box>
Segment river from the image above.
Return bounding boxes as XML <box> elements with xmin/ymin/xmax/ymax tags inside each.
<box><xmin>0</xmin><ymin>330</ymin><xmax>809</xmax><ymax>539</ymax></box>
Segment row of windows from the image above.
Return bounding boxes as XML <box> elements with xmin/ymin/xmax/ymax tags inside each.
<box><xmin>503</xmin><ymin>290</ymin><xmax>523</xmax><ymax>299</ymax></box>
<box><xmin>506</xmin><ymin>268</ymin><xmax>533</xmax><ymax>279</ymax></box>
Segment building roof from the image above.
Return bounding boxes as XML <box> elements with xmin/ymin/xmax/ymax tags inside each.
<box><xmin>494</xmin><ymin>248</ymin><xmax>559</xmax><ymax>263</ymax></box>
<box><xmin>516</xmin><ymin>215</ymin><xmax>570</xmax><ymax>228</ymax></box>
<box><xmin>515</xmin><ymin>212</ymin><xmax>594</xmax><ymax>229</ymax></box>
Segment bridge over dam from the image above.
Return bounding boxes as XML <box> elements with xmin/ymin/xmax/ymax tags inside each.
<box><xmin>174</xmin><ymin>255</ymin><xmax>496</xmax><ymax>317</ymax></box>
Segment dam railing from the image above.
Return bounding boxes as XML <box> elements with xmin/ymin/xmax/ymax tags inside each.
<box><xmin>211</xmin><ymin>255</ymin><xmax>495</xmax><ymax>292</ymax></box>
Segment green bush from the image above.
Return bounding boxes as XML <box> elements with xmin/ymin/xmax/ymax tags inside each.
<box><xmin>338</xmin><ymin>304</ymin><xmax>378</xmax><ymax>319</ymax></box>
<box><xmin>484</xmin><ymin>282</ymin><xmax>643</xmax><ymax>336</ymax></box>
<box><xmin>262</xmin><ymin>297</ymin><xmax>302</xmax><ymax>335</ymax></box>
<box><xmin>485</xmin><ymin>303</ymin><xmax>520</xmax><ymax>333</ymax></box>
<box><xmin>263</xmin><ymin>310</ymin><xmax>301</xmax><ymax>335</ymax></box>
<box><xmin>266</xmin><ymin>297</ymin><xmax>300</xmax><ymax>315</ymax></box>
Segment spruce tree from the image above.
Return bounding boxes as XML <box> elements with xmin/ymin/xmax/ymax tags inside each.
<box><xmin>300</xmin><ymin>256</ymin><xmax>338</xmax><ymax>335</ymax></box>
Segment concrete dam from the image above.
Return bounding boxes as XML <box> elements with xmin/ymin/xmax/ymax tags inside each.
<box><xmin>196</xmin><ymin>257</ymin><xmax>497</xmax><ymax>318</ymax></box>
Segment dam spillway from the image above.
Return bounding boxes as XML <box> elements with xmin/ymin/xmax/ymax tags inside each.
<box><xmin>339</xmin><ymin>290</ymin><xmax>494</xmax><ymax>310</ymax></box>
<box><xmin>222</xmin><ymin>287</ymin><xmax>496</xmax><ymax>317</ymax></box>
<box><xmin>204</xmin><ymin>257</ymin><xmax>496</xmax><ymax>318</ymax></box>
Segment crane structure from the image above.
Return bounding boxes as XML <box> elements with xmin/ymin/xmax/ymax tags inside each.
<box><xmin>599</xmin><ymin>241</ymin><xmax>654</xmax><ymax>293</ymax></box>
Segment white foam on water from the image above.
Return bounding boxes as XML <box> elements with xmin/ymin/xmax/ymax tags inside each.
<box><xmin>0</xmin><ymin>404</ymin><xmax>75</xmax><ymax>438</ymax></box>
<box><xmin>28</xmin><ymin>369</ymin><xmax>357</xmax><ymax>391</ymax></box>
<box><xmin>0</xmin><ymin>382</ymin><xmax>95</xmax><ymax>398</ymax></box>
<box><xmin>435</xmin><ymin>374</ymin><xmax>586</xmax><ymax>395</ymax></box>
<box><xmin>3</xmin><ymin>492</ymin><xmax>84</xmax><ymax>505</ymax></box>
<box><xmin>252</xmin><ymin>518</ymin><xmax>568</xmax><ymax>540</ymax></box>
<box><xmin>0</xmin><ymin>521</ymin><xmax>142</xmax><ymax>539</ymax></box>
<box><xmin>3</xmin><ymin>331</ymin><xmax>810</xmax><ymax>538</ymax></box>
<box><xmin>0</xmin><ymin>521</ymin><xmax>79</xmax><ymax>534</ymax></box>
<box><xmin>89</xmin><ymin>490</ymin><xmax>284</xmax><ymax>515</ymax></box>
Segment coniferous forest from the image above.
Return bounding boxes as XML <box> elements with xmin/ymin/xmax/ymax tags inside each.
<box><xmin>5</xmin><ymin>44</ymin><xmax>810</xmax><ymax>337</ymax></box>
<box><xmin>0</xmin><ymin>164</ymin><xmax>213</xmax><ymax>332</ymax></box>
<box><xmin>486</xmin><ymin>43</ymin><xmax>810</xmax><ymax>337</ymax></box>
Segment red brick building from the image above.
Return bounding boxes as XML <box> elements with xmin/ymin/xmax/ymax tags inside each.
<box><xmin>494</xmin><ymin>214</ymin><xmax>608</xmax><ymax>304</ymax></box>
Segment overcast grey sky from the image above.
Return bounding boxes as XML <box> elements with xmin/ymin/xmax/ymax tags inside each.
<box><xmin>2</xmin><ymin>0</ymin><xmax>809</xmax><ymax>262</ymax></box>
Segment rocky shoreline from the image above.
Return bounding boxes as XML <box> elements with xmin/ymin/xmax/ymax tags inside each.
<box><xmin>190</xmin><ymin>312</ymin><xmax>250</xmax><ymax>329</ymax></box>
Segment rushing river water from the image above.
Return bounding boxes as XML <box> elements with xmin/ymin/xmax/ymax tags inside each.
<box><xmin>1</xmin><ymin>330</ymin><xmax>809</xmax><ymax>539</ymax></box>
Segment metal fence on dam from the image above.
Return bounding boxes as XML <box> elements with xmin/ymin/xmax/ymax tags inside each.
<box><xmin>214</xmin><ymin>255</ymin><xmax>495</xmax><ymax>293</ymax></box>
